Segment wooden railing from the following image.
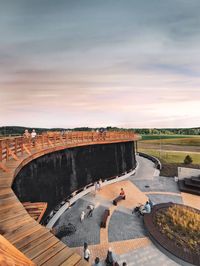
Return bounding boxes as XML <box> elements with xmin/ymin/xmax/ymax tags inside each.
<box><xmin>0</xmin><ymin>131</ymin><xmax>139</xmax><ymax>170</ymax></box>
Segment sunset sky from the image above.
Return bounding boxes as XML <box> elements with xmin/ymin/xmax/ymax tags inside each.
<box><xmin>0</xmin><ymin>0</ymin><xmax>200</xmax><ymax>128</ymax></box>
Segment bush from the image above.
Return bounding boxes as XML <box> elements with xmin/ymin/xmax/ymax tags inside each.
<box><xmin>184</xmin><ymin>155</ymin><xmax>193</xmax><ymax>164</ymax></box>
<box><xmin>155</xmin><ymin>205</ymin><xmax>200</xmax><ymax>253</ymax></box>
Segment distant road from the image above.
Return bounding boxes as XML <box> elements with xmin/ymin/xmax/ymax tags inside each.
<box><xmin>159</xmin><ymin>149</ymin><xmax>200</xmax><ymax>154</ymax></box>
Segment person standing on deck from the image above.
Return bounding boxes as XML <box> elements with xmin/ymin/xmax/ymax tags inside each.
<box><xmin>23</xmin><ymin>129</ymin><xmax>30</xmax><ymax>138</ymax></box>
<box><xmin>31</xmin><ymin>129</ymin><xmax>37</xmax><ymax>146</ymax></box>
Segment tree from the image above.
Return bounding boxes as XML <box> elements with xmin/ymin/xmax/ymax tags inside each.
<box><xmin>184</xmin><ymin>155</ymin><xmax>193</xmax><ymax>165</ymax></box>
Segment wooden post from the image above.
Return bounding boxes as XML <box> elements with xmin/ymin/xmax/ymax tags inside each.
<box><xmin>6</xmin><ymin>139</ymin><xmax>9</xmax><ymax>161</ymax></box>
<box><xmin>41</xmin><ymin>134</ymin><xmax>44</xmax><ymax>148</ymax></box>
<box><xmin>28</xmin><ymin>137</ymin><xmax>31</xmax><ymax>151</ymax></box>
<box><xmin>66</xmin><ymin>132</ymin><xmax>69</xmax><ymax>143</ymax></box>
<box><xmin>21</xmin><ymin>137</ymin><xmax>24</xmax><ymax>156</ymax></box>
<box><xmin>15</xmin><ymin>138</ymin><xmax>18</xmax><ymax>155</ymax></box>
<box><xmin>0</xmin><ymin>140</ymin><xmax>2</xmax><ymax>162</ymax></box>
<box><xmin>8</xmin><ymin>148</ymin><xmax>19</xmax><ymax>161</ymax></box>
<box><xmin>22</xmin><ymin>144</ymin><xmax>31</xmax><ymax>155</ymax></box>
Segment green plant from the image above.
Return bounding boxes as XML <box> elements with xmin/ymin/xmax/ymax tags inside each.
<box><xmin>154</xmin><ymin>205</ymin><xmax>200</xmax><ymax>254</ymax></box>
<box><xmin>184</xmin><ymin>155</ymin><xmax>193</xmax><ymax>164</ymax></box>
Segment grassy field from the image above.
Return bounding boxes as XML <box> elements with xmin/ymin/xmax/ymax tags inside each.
<box><xmin>139</xmin><ymin>148</ymin><xmax>200</xmax><ymax>164</ymax></box>
<box><xmin>141</xmin><ymin>135</ymin><xmax>200</xmax><ymax>146</ymax></box>
<box><xmin>138</xmin><ymin>135</ymin><xmax>200</xmax><ymax>176</ymax></box>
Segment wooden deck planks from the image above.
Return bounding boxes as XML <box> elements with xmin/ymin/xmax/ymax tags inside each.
<box><xmin>0</xmin><ymin>191</ymin><xmax>14</xmax><ymax>200</ymax></box>
<box><xmin>21</xmin><ymin>231</ymin><xmax>53</xmax><ymax>254</ymax></box>
<box><xmin>33</xmin><ymin>241</ymin><xmax>67</xmax><ymax>265</ymax></box>
<box><xmin>0</xmin><ymin>208</ymin><xmax>27</xmax><ymax>223</ymax></box>
<box><xmin>75</xmin><ymin>260</ymin><xmax>89</xmax><ymax>266</ymax></box>
<box><xmin>25</xmin><ymin>235</ymin><xmax>60</xmax><ymax>260</ymax></box>
<box><xmin>60</xmin><ymin>253</ymin><xmax>82</xmax><ymax>266</ymax></box>
<box><xmin>0</xmin><ymin>187</ymin><xmax>12</xmax><ymax>196</ymax></box>
<box><xmin>5</xmin><ymin>221</ymin><xmax>40</xmax><ymax>243</ymax></box>
<box><xmin>41</xmin><ymin>247</ymin><xmax>75</xmax><ymax>266</ymax></box>
<box><xmin>0</xmin><ymin>214</ymin><xmax>33</xmax><ymax>233</ymax></box>
<box><xmin>0</xmin><ymin>202</ymin><xmax>26</xmax><ymax>217</ymax></box>
<box><xmin>14</xmin><ymin>227</ymin><xmax>49</xmax><ymax>250</ymax></box>
<box><xmin>0</xmin><ymin>194</ymin><xmax>17</xmax><ymax>206</ymax></box>
<box><xmin>0</xmin><ymin>177</ymin><xmax>13</xmax><ymax>188</ymax></box>
<box><xmin>0</xmin><ymin>234</ymin><xmax>35</xmax><ymax>266</ymax></box>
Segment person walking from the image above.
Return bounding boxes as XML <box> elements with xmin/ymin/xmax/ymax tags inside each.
<box><xmin>105</xmin><ymin>247</ymin><xmax>117</xmax><ymax>266</ymax></box>
<box><xmin>93</xmin><ymin>257</ymin><xmax>102</xmax><ymax>266</ymax></box>
<box><xmin>80</xmin><ymin>211</ymin><xmax>85</xmax><ymax>222</ymax></box>
<box><xmin>83</xmin><ymin>242</ymin><xmax>90</xmax><ymax>262</ymax></box>
<box><xmin>97</xmin><ymin>180</ymin><xmax>101</xmax><ymax>191</ymax></box>
<box><xmin>87</xmin><ymin>204</ymin><xmax>94</xmax><ymax>217</ymax></box>
<box><xmin>94</xmin><ymin>182</ymin><xmax>98</xmax><ymax>196</ymax></box>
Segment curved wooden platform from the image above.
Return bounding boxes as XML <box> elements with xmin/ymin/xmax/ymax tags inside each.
<box><xmin>0</xmin><ymin>131</ymin><xmax>139</xmax><ymax>265</ymax></box>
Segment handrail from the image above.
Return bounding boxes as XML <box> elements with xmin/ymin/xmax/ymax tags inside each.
<box><xmin>0</xmin><ymin>131</ymin><xmax>139</xmax><ymax>166</ymax></box>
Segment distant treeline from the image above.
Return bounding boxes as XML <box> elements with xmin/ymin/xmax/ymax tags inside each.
<box><xmin>0</xmin><ymin>126</ymin><xmax>200</xmax><ymax>137</ymax></box>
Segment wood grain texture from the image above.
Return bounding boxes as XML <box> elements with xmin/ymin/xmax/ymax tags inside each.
<box><xmin>0</xmin><ymin>234</ymin><xmax>35</xmax><ymax>266</ymax></box>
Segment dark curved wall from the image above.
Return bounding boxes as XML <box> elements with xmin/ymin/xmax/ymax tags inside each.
<box><xmin>12</xmin><ymin>141</ymin><xmax>136</xmax><ymax>220</ymax></box>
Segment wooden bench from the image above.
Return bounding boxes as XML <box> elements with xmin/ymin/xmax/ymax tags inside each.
<box><xmin>100</xmin><ymin>209</ymin><xmax>110</xmax><ymax>228</ymax></box>
<box><xmin>113</xmin><ymin>195</ymin><xmax>125</xmax><ymax>206</ymax></box>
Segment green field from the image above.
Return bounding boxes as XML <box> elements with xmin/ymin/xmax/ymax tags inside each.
<box><xmin>140</xmin><ymin>136</ymin><xmax>200</xmax><ymax>146</ymax></box>
<box><xmin>138</xmin><ymin>135</ymin><xmax>200</xmax><ymax>164</ymax></box>
<box><xmin>139</xmin><ymin>148</ymin><xmax>200</xmax><ymax>164</ymax></box>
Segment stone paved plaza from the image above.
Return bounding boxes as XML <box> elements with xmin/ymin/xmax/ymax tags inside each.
<box><xmin>108</xmin><ymin>210</ymin><xmax>147</xmax><ymax>242</ymax></box>
<box><xmin>54</xmin><ymin>155</ymin><xmax>199</xmax><ymax>265</ymax></box>
<box><xmin>132</xmin><ymin>176</ymin><xmax>180</xmax><ymax>193</ymax></box>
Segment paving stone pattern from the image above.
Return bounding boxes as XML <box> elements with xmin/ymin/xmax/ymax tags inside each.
<box><xmin>83</xmin><ymin>193</ymin><xmax>113</xmax><ymax>209</ymax></box>
<box><xmin>130</xmin><ymin>156</ymin><xmax>156</xmax><ymax>180</ymax></box>
<box><xmin>147</xmin><ymin>194</ymin><xmax>183</xmax><ymax>205</ymax></box>
<box><xmin>108</xmin><ymin>210</ymin><xmax>147</xmax><ymax>242</ymax></box>
<box><xmin>54</xmin><ymin>198</ymin><xmax>105</xmax><ymax>247</ymax></box>
<box><xmin>114</xmin><ymin>244</ymin><xmax>180</xmax><ymax>266</ymax></box>
<box><xmin>52</xmin><ymin>156</ymin><xmax>186</xmax><ymax>265</ymax></box>
<box><xmin>131</xmin><ymin>176</ymin><xmax>180</xmax><ymax>193</ymax></box>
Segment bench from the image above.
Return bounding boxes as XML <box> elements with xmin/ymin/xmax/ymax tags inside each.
<box><xmin>100</xmin><ymin>209</ymin><xmax>110</xmax><ymax>228</ymax></box>
<box><xmin>113</xmin><ymin>195</ymin><xmax>126</xmax><ymax>206</ymax></box>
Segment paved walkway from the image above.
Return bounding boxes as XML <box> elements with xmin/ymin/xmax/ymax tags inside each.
<box><xmin>54</xmin><ymin>155</ymin><xmax>199</xmax><ymax>265</ymax></box>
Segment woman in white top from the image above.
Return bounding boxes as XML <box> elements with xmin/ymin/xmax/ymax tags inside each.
<box><xmin>31</xmin><ymin>129</ymin><xmax>37</xmax><ymax>138</ymax></box>
<box><xmin>83</xmin><ymin>242</ymin><xmax>90</xmax><ymax>262</ymax></box>
<box><xmin>31</xmin><ymin>129</ymin><xmax>37</xmax><ymax>145</ymax></box>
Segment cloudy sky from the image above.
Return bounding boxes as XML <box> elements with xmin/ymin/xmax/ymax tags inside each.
<box><xmin>0</xmin><ymin>0</ymin><xmax>200</xmax><ymax>128</ymax></box>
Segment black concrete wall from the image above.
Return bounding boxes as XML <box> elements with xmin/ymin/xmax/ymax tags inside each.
<box><xmin>12</xmin><ymin>141</ymin><xmax>136</xmax><ymax>220</ymax></box>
